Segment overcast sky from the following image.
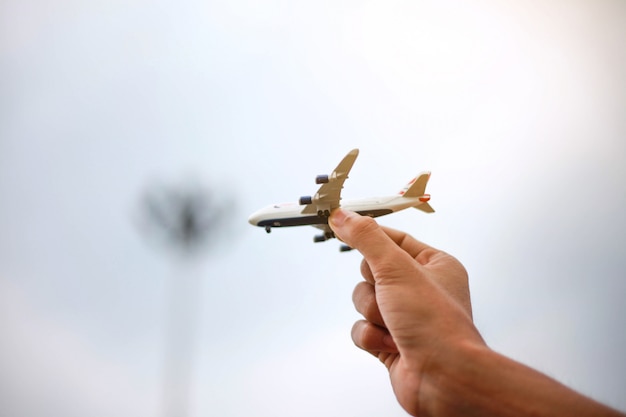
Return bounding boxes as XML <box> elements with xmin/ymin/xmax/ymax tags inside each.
<box><xmin>1</xmin><ymin>1</ymin><xmax>625</xmax><ymax>416</ymax></box>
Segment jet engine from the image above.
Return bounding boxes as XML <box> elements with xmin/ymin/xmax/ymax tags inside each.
<box><xmin>299</xmin><ymin>196</ymin><xmax>313</xmax><ymax>205</ymax></box>
<box><xmin>314</xmin><ymin>234</ymin><xmax>327</xmax><ymax>243</ymax></box>
<box><xmin>315</xmin><ymin>175</ymin><xmax>329</xmax><ymax>184</ymax></box>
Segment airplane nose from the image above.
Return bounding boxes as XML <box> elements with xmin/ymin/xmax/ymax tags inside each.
<box><xmin>248</xmin><ymin>211</ymin><xmax>261</xmax><ymax>226</ymax></box>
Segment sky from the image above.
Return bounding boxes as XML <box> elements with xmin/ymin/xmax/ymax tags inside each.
<box><xmin>1</xmin><ymin>0</ymin><xmax>625</xmax><ymax>416</ymax></box>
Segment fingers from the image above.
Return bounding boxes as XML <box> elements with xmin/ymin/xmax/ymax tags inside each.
<box><xmin>331</xmin><ymin>208</ymin><xmax>441</xmax><ymax>268</ymax></box>
<box><xmin>330</xmin><ymin>209</ymin><xmax>424</xmax><ymax>294</ymax></box>
<box><xmin>329</xmin><ymin>209</ymin><xmax>410</xmax><ymax>266</ymax></box>
<box><xmin>353</xmin><ymin>281</ymin><xmax>385</xmax><ymax>326</ymax></box>
<box><xmin>379</xmin><ymin>226</ymin><xmax>441</xmax><ymax>266</ymax></box>
<box><xmin>359</xmin><ymin>227</ymin><xmax>472</xmax><ymax>318</ymax></box>
<box><xmin>360</xmin><ymin>258</ymin><xmax>375</xmax><ymax>284</ymax></box>
<box><xmin>351</xmin><ymin>320</ymin><xmax>398</xmax><ymax>354</ymax></box>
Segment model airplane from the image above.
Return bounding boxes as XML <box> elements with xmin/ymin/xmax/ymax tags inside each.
<box><xmin>248</xmin><ymin>149</ymin><xmax>434</xmax><ymax>251</ymax></box>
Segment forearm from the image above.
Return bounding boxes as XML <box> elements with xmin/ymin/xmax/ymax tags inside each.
<box><xmin>421</xmin><ymin>341</ymin><xmax>625</xmax><ymax>417</ymax></box>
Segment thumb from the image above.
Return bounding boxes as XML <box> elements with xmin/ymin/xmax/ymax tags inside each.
<box><xmin>330</xmin><ymin>209</ymin><xmax>434</xmax><ymax>352</ymax></box>
<box><xmin>329</xmin><ymin>209</ymin><xmax>415</xmax><ymax>272</ymax></box>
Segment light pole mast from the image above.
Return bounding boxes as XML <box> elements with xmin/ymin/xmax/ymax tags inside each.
<box><xmin>138</xmin><ymin>180</ymin><xmax>232</xmax><ymax>417</ymax></box>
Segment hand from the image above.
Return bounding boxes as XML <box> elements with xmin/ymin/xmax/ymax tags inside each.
<box><xmin>329</xmin><ymin>208</ymin><xmax>485</xmax><ymax>416</ymax></box>
<box><xmin>330</xmin><ymin>208</ymin><xmax>626</xmax><ymax>417</ymax></box>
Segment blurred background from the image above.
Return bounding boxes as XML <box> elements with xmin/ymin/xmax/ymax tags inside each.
<box><xmin>1</xmin><ymin>0</ymin><xmax>625</xmax><ymax>416</ymax></box>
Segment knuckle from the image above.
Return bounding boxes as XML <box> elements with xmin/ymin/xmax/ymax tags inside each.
<box><xmin>351</xmin><ymin>320</ymin><xmax>377</xmax><ymax>349</ymax></box>
<box><xmin>353</xmin><ymin>282</ymin><xmax>380</xmax><ymax>321</ymax></box>
<box><xmin>371</xmin><ymin>258</ymin><xmax>408</xmax><ymax>281</ymax></box>
<box><xmin>360</xmin><ymin>258</ymin><xmax>375</xmax><ymax>283</ymax></box>
<box><xmin>351</xmin><ymin>320</ymin><xmax>367</xmax><ymax>347</ymax></box>
<box><xmin>350</xmin><ymin>215</ymin><xmax>379</xmax><ymax>241</ymax></box>
<box><xmin>352</xmin><ymin>281</ymin><xmax>370</xmax><ymax>305</ymax></box>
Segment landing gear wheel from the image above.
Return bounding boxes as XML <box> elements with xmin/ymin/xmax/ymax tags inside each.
<box><xmin>265</xmin><ymin>225</ymin><xmax>271</xmax><ymax>233</ymax></box>
<box><xmin>323</xmin><ymin>209</ymin><xmax>331</xmax><ymax>217</ymax></box>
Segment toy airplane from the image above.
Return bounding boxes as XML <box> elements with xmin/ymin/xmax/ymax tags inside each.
<box><xmin>248</xmin><ymin>149</ymin><xmax>434</xmax><ymax>251</ymax></box>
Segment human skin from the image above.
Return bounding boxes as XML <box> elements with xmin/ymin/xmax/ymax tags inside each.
<box><xmin>329</xmin><ymin>208</ymin><xmax>625</xmax><ymax>417</ymax></box>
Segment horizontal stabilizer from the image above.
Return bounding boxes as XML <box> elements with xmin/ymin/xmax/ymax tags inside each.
<box><xmin>414</xmin><ymin>202</ymin><xmax>435</xmax><ymax>213</ymax></box>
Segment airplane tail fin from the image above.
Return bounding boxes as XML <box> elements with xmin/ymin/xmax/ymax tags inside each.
<box><xmin>399</xmin><ymin>172</ymin><xmax>435</xmax><ymax>213</ymax></box>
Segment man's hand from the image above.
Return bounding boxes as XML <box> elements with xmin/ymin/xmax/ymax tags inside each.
<box><xmin>329</xmin><ymin>208</ymin><xmax>485</xmax><ymax>415</ymax></box>
<box><xmin>329</xmin><ymin>208</ymin><xmax>625</xmax><ymax>417</ymax></box>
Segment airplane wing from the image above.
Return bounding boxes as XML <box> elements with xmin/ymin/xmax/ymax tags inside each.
<box><xmin>301</xmin><ymin>148</ymin><xmax>359</xmax><ymax>215</ymax></box>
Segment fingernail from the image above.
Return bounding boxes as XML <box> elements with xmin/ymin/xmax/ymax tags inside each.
<box><xmin>330</xmin><ymin>208</ymin><xmax>355</xmax><ymax>227</ymax></box>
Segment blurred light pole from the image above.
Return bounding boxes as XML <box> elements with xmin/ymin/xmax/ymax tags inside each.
<box><xmin>138</xmin><ymin>179</ymin><xmax>233</xmax><ymax>417</ymax></box>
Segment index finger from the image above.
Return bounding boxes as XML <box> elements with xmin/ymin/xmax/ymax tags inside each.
<box><xmin>379</xmin><ymin>226</ymin><xmax>441</xmax><ymax>266</ymax></box>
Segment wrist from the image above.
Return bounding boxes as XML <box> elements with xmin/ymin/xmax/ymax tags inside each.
<box><xmin>417</xmin><ymin>340</ymin><xmax>490</xmax><ymax>417</ymax></box>
<box><xmin>419</xmin><ymin>340</ymin><xmax>625</xmax><ymax>417</ymax></box>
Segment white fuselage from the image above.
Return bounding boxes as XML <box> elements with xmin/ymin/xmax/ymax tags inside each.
<box><xmin>248</xmin><ymin>195</ymin><xmax>423</xmax><ymax>229</ymax></box>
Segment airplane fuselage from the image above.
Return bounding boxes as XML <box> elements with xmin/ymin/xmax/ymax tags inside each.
<box><xmin>248</xmin><ymin>195</ymin><xmax>423</xmax><ymax>230</ymax></box>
